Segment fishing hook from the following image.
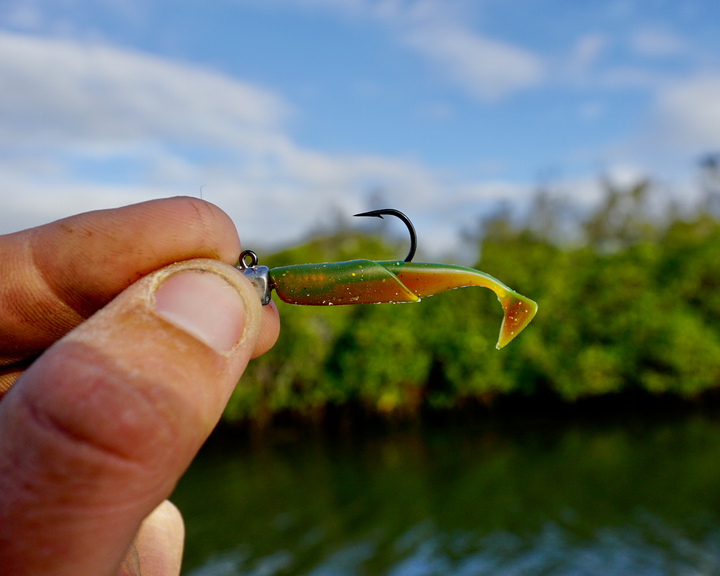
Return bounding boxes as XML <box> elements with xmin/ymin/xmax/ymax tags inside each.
<box><xmin>353</xmin><ymin>208</ymin><xmax>417</xmax><ymax>263</ymax></box>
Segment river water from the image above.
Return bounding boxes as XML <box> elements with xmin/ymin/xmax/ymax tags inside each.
<box><xmin>172</xmin><ymin>402</ymin><xmax>720</xmax><ymax>575</ymax></box>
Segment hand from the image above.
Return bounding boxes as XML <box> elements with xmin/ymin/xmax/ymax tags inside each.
<box><xmin>0</xmin><ymin>197</ymin><xmax>280</xmax><ymax>576</ymax></box>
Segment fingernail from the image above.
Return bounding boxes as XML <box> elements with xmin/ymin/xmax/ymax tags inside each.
<box><xmin>153</xmin><ymin>270</ymin><xmax>246</xmax><ymax>352</ymax></box>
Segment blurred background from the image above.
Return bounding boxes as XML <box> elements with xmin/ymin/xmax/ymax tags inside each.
<box><xmin>2</xmin><ymin>1</ymin><xmax>720</xmax><ymax>574</ymax></box>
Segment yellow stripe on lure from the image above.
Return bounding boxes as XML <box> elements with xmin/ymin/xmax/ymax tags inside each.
<box><xmin>238</xmin><ymin>209</ymin><xmax>538</xmax><ymax>349</ymax></box>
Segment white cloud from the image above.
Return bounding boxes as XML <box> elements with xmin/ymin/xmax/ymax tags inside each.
<box><xmin>561</xmin><ymin>32</ymin><xmax>677</xmax><ymax>91</ymax></box>
<box><xmin>595</xmin><ymin>66</ymin><xmax>667</xmax><ymax>89</ymax></box>
<box><xmin>651</xmin><ymin>74</ymin><xmax>720</xmax><ymax>151</ymax></box>
<box><xmin>346</xmin><ymin>0</ymin><xmax>547</xmax><ymax>100</ymax></box>
<box><xmin>631</xmin><ymin>28</ymin><xmax>686</xmax><ymax>57</ymax></box>
<box><xmin>568</xmin><ymin>33</ymin><xmax>608</xmax><ymax>75</ymax></box>
<box><xmin>402</xmin><ymin>25</ymin><xmax>544</xmax><ymax>101</ymax></box>
<box><xmin>578</xmin><ymin>101</ymin><xmax>604</xmax><ymax>121</ymax></box>
<box><xmin>270</xmin><ymin>0</ymin><xmax>456</xmax><ymax>23</ymax></box>
<box><xmin>251</xmin><ymin>0</ymin><xmax>545</xmax><ymax>101</ymax></box>
<box><xmin>0</xmin><ymin>32</ymin><xmax>288</xmax><ymax>148</ymax></box>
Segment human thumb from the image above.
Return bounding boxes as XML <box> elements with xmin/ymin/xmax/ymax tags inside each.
<box><xmin>0</xmin><ymin>259</ymin><xmax>271</xmax><ymax>576</ymax></box>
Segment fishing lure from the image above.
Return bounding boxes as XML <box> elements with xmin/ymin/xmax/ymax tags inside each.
<box><xmin>238</xmin><ymin>209</ymin><xmax>538</xmax><ymax>349</ymax></box>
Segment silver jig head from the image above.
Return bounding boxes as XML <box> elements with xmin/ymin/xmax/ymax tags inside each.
<box><xmin>237</xmin><ymin>249</ymin><xmax>272</xmax><ymax>305</ymax></box>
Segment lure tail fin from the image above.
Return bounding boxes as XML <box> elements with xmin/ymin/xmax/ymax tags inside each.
<box><xmin>382</xmin><ymin>261</ymin><xmax>538</xmax><ymax>349</ymax></box>
<box><xmin>497</xmin><ymin>292</ymin><xmax>538</xmax><ymax>349</ymax></box>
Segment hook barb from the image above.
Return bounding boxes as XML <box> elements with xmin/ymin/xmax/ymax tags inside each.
<box><xmin>353</xmin><ymin>208</ymin><xmax>417</xmax><ymax>262</ymax></box>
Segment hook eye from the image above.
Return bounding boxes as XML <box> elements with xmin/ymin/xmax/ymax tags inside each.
<box><xmin>239</xmin><ymin>249</ymin><xmax>259</xmax><ymax>269</ymax></box>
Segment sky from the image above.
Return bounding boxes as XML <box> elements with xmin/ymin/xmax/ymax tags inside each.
<box><xmin>1</xmin><ymin>0</ymin><xmax>720</xmax><ymax>258</ymax></box>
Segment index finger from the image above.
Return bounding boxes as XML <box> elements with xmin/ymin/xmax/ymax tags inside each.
<box><xmin>0</xmin><ymin>197</ymin><xmax>242</xmax><ymax>386</ymax></box>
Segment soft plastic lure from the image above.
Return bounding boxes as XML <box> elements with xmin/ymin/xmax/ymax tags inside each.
<box><xmin>238</xmin><ymin>209</ymin><xmax>538</xmax><ymax>349</ymax></box>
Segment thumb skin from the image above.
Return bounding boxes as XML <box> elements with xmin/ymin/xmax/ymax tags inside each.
<box><xmin>0</xmin><ymin>259</ymin><xmax>266</xmax><ymax>576</ymax></box>
<box><xmin>118</xmin><ymin>500</ymin><xmax>185</xmax><ymax>576</ymax></box>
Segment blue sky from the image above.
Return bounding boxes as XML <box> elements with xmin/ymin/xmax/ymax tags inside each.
<box><xmin>1</xmin><ymin>0</ymin><xmax>720</xmax><ymax>256</ymax></box>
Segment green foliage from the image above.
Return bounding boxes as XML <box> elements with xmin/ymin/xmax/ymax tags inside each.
<box><xmin>225</xmin><ymin>182</ymin><xmax>720</xmax><ymax>422</ymax></box>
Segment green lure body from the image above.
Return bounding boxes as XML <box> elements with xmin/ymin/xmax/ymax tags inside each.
<box><xmin>270</xmin><ymin>259</ymin><xmax>538</xmax><ymax>349</ymax></box>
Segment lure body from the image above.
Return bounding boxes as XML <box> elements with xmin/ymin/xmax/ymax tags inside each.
<box><xmin>269</xmin><ymin>260</ymin><xmax>537</xmax><ymax>349</ymax></box>
<box><xmin>238</xmin><ymin>208</ymin><xmax>538</xmax><ymax>349</ymax></box>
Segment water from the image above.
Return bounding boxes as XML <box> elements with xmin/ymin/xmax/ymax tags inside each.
<box><xmin>172</xmin><ymin>403</ymin><xmax>720</xmax><ymax>575</ymax></box>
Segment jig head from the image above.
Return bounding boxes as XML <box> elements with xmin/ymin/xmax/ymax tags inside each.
<box><xmin>237</xmin><ymin>209</ymin><xmax>538</xmax><ymax>349</ymax></box>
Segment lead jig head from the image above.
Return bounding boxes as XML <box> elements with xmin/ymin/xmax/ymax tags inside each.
<box><xmin>237</xmin><ymin>249</ymin><xmax>272</xmax><ymax>305</ymax></box>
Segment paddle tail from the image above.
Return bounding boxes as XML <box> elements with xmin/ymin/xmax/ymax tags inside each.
<box><xmin>382</xmin><ymin>261</ymin><xmax>538</xmax><ymax>349</ymax></box>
